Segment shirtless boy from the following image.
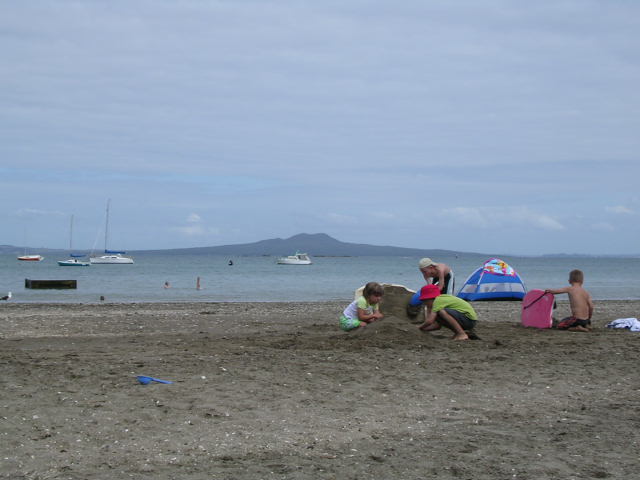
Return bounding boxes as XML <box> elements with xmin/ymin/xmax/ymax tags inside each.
<box><xmin>546</xmin><ymin>269</ymin><xmax>594</xmax><ymax>332</ymax></box>
<box><xmin>418</xmin><ymin>258</ymin><xmax>454</xmax><ymax>294</ymax></box>
<box><xmin>407</xmin><ymin>258</ymin><xmax>456</xmax><ymax>318</ymax></box>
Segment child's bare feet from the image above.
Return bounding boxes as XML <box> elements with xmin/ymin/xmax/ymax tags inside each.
<box><xmin>466</xmin><ymin>330</ymin><xmax>480</xmax><ymax>340</ymax></box>
<box><xmin>568</xmin><ymin>325</ymin><xmax>591</xmax><ymax>332</ymax></box>
<box><xmin>419</xmin><ymin>323</ymin><xmax>440</xmax><ymax>332</ymax></box>
<box><xmin>452</xmin><ymin>332</ymin><xmax>469</xmax><ymax>341</ymax></box>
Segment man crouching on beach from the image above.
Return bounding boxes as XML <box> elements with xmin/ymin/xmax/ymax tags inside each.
<box><xmin>417</xmin><ymin>284</ymin><xmax>478</xmax><ymax>341</ymax></box>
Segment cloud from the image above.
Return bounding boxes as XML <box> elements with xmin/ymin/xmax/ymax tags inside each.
<box><xmin>532</xmin><ymin>214</ymin><xmax>566</xmax><ymax>231</ymax></box>
<box><xmin>371</xmin><ymin>211</ymin><xmax>396</xmax><ymax>221</ymax></box>
<box><xmin>173</xmin><ymin>225</ymin><xmax>204</xmax><ymax>236</ymax></box>
<box><xmin>172</xmin><ymin>224</ymin><xmax>221</xmax><ymax>237</ymax></box>
<box><xmin>605</xmin><ymin>205</ymin><xmax>634</xmax><ymax>215</ymax></box>
<box><xmin>14</xmin><ymin>208</ymin><xmax>66</xmax><ymax>218</ymax></box>
<box><xmin>324</xmin><ymin>213</ymin><xmax>356</xmax><ymax>225</ymax></box>
<box><xmin>442</xmin><ymin>206</ymin><xmax>565</xmax><ymax>231</ymax></box>
<box><xmin>172</xmin><ymin>214</ymin><xmax>221</xmax><ymax>237</ymax></box>
<box><xmin>592</xmin><ymin>222</ymin><xmax>615</xmax><ymax>232</ymax></box>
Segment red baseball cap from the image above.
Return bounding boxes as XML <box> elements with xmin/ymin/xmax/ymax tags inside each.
<box><xmin>419</xmin><ymin>284</ymin><xmax>441</xmax><ymax>300</ymax></box>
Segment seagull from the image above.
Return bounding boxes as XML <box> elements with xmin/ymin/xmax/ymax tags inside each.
<box><xmin>0</xmin><ymin>292</ymin><xmax>12</xmax><ymax>301</ymax></box>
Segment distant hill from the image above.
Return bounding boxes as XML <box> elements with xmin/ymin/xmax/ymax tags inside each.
<box><xmin>2</xmin><ymin>234</ymin><xmax>634</xmax><ymax>258</ymax></box>
<box><xmin>135</xmin><ymin>233</ymin><xmax>475</xmax><ymax>257</ymax></box>
<box><xmin>1</xmin><ymin>233</ymin><xmax>465</xmax><ymax>257</ymax></box>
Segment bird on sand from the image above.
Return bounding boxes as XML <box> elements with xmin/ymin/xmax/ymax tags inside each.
<box><xmin>1</xmin><ymin>292</ymin><xmax>12</xmax><ymax>301</ymax></box>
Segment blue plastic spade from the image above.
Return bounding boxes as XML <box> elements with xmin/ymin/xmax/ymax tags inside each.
<box><xmin>137</xmin><ymin>375</ymin><xmax>173</xmax><ymax>385</ymax></box>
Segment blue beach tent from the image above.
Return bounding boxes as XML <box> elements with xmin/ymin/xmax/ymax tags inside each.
<box><xmin>457</xmin><ymin>258</ymin><xmax>526</xmax><ymax>301</ymax></box>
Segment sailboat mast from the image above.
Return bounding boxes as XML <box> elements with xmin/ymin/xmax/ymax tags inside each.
<box><xmin>69</xmin><ymin>214</ymin><xmax>74</xmax><ymax>250</ymax></box>
<box><xmin>104</xmin><ymin>199</ymin><xmax>111</xmax><ymax>252</ymax></box>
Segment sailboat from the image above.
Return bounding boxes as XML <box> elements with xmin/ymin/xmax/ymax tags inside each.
<box><xmin>17</xmin><ymin>228</ymin><xmax>44</xmax><ymax>261</ymax></box>
<box><xmin>18</xmin><ymin>254</ymin><xmax>44</xmax><ymax>261</ymax></box>
<box><xmin>90</xmin><ymin>200</ymin><xmax>134</xmax><ymax>264</ymax></box>
<box><xmin>58</xmin><ymin>215</ymin><xmax>90</xmax><ymax>266</ymax></box>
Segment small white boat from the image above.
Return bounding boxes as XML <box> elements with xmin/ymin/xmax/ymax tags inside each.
<box><xmin>58</xmin><ymin>258</ymin><xmax>90</xmax><ymax>267</ymax></box>
<box><xmin>17</xmin><ymin>254</ymin><xmax>44</xmax><ymax>262</ymax></box>
<box><xmin>17</xmin><ymin>228</ymin><xmax>43</xmax><ymax>261</ymax></box>
<box><xmin>277</xmin><ymin>252</ymin><xmax>312</xmax><ymax>265</ymax></box>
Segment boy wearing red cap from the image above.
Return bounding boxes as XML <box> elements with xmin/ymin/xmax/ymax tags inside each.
<box><xmin>418</xmin><ymin>284</ymin><xmax>478</xmax><ymax>341</ymax></box>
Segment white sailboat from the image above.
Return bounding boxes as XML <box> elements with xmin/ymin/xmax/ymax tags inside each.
<box><xmin>58</xmin><ymin>215</ymin><xmax>90</xmax><ymax>266</ymax></box>
<box><xmin>90</xmin><ymin>200</ymin><xmax>134</xmax><ymax>264</ymax></box>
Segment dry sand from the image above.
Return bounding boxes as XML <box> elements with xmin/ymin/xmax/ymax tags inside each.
<box><xmin>1</xmin><ymin>299</ymin><xmax>640</xmax><ymax>479</ymax></box>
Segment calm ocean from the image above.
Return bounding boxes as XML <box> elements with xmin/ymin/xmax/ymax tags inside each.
<box><xmin>2</xmin><ymin>253</ymin><xmax>639</xmax><ymax>303</ymax></box>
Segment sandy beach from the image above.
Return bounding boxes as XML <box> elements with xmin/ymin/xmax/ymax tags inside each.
<box><xmin>1</xmin><ymin>299</ymin><xmax>639</xmax><ymax>479</ymax></box>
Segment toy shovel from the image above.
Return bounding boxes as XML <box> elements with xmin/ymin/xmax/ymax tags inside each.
<box><xmin>137</xmin><ymin>375</ymin><xmax>173</xmax><ymax>385</ymax></box>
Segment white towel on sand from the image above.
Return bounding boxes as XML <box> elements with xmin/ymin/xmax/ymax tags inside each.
<box><xmin>606</xmin><ymin>318</ymin><xmax>640</xmax><ymax>332</ymax></box>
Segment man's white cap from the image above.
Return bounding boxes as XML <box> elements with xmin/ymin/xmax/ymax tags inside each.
<box><xmin>418</xmin><ymin>258</ymin><xmax>436</xmax><ymax>269</ymax></box>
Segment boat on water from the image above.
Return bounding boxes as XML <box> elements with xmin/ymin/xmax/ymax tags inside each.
<box><xmin>17</xmin><ymin>227</ymin><xmax>44</xmax><ymax>261</ymax></box>
<box><xmin>90</xmin><ymin>200</ymin><xmax>134</xmax><ymax>264</ymax></box>
<box><xmin>58</xmin><ymin>257</ymin><xmax>90</xmax><ymax>267</ymax></box>
<box><xmin>18</xmin><ymin>254</ymin><xmax>44</xmax><ymax>262</ymax></box>
<box><xmin>58</xmin><ymin>215</ymin><xmax>91</xmax><ymax>266</ymax></box>
<box><xmin>90</xmin><ymin>252</ymin><xmax>134</xmax><ymax>264</ymax></box>
<box><xmin>276</xmin><ymin>252</ymin><xmax>312</xmax><ymax>265</ymax></box>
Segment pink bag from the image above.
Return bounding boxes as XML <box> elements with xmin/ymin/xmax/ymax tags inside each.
<box><xmin>521</xmin><ymin>289</ymin><xmax>554</xmax><ymax>329</ymax></box>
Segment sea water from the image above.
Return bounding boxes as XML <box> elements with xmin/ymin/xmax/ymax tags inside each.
<box><xmin>1</xmin><ymin>253</ymin><xmax>639</xmax><ymax>303</ymax></box>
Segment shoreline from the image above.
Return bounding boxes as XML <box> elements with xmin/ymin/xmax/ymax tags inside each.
<box><xmin>2</xmin><ymin>300</ymin><xmax>640</xmax><ymax>479</ymax></box>
<box><xmin>1</xmin><ymin>299</ymin><xmax>637</xmax><ymax>343</ymax></box>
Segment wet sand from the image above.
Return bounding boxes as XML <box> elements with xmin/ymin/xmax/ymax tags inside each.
<box><xmin>1</xmin><ymin>300</ymin><xmax>639</xmax><ymax>479</ymax></box>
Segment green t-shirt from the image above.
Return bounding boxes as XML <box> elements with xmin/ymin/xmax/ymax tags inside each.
<box><xmin>432</xmin><ymin>294</ymin><xmax>477</xmax><ymax>320</ymax></box>
<box><xmin>342</xmin><ymin>296</ymin><xmax>379</xmax><ymax>319</ymax></box>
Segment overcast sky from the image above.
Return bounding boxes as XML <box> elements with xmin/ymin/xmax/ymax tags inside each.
<box><xmin>1</xmin><ymin>0</ymin><xmax>638</xmax><ymax>255</ymax></box>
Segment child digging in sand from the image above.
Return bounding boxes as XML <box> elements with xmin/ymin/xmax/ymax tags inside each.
<box><xmin>546</xmin><ymin>269</ymin><xmax>594</xmax><ymax>332</ymax></box>
<box><xmin>340</xmin><ymin>282</ymin><xmax>384</xmax><ymax>331</ymax></box>
<box><xmin>417</xmin><ymin>284</ymin><xmax>478</xmax><ymax>341</ymax></box>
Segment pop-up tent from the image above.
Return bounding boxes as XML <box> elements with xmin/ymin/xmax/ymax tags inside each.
<box><xmin>457</xmin><ymin>258</ymin><xmax>526</xmax><ymax>301</ymax></box>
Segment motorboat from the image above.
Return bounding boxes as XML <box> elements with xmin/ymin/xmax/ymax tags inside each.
<box><xmin>58</xmin><ymin>258</ymin><xmax>90</xmax><ymax>267</ymax></box>
<box><xmin>90</xmin><ymin>252</ymin><xmax>134</xmax><ymax>264</ymax></box>
<box><xmin>276</xmin><ymin>252</ymin><xmax>312</xmax><ymax>265</ymax></box>
<box><xmin>18</xmin><ymin>254</ymin><xmax>44</xmax><ymax>262</ymax></box>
